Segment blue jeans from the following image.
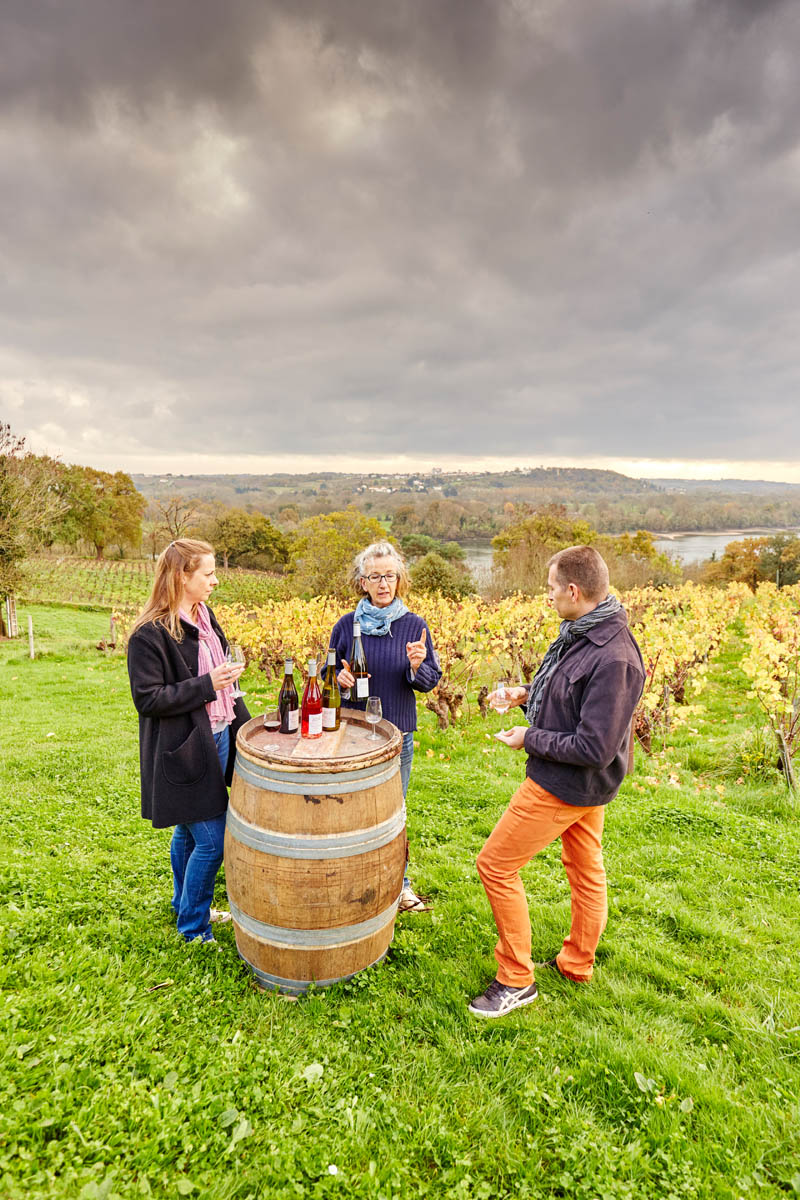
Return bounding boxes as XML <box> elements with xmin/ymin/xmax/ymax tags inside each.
<box><xmin>399</xmin><ymin>731</ymin><xmax>414</xmax><ymax>799</ymax></box>
<box><xmin>400</xmin><ymin>731</ymin><xmax>414</xmax><ymax>887</ymax></box>
<box><xmin>170</xmin><ymin>726</ymin><xmax>230</xmax><ymax>942</ymax></box>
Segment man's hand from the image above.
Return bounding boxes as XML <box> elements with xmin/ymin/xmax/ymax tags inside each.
<box><xmin>487</xmin><ymin>685</ymin><xmax>527</xmax><ymax>712</ymax></box>
<box><xmin>494</xmin><ymin>725</ymin><xmax>528</xmax><ymax>750</ymax></box>
<box><xmin>406</xmin><ymin>627</ymin><xmax>427</xmax><ymax>672</ymax></box>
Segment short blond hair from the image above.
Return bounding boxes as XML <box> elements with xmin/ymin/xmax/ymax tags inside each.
<box><xmin>351</xmin><ymin>541</ymin><xmax>410</xmax><ymax>597</ymax></box>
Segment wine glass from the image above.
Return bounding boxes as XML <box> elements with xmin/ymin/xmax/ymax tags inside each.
<box><xmin>226</xmin><ymin>644</ymin><xmax>246</xmax><ymax>697</ymax></box>
<box><xmin>263</xmin><ymin>708</ymin><xmax>281</xmax><ymax>748</ymax></box>
<box><xmin>494</xmin><ymin>680</ymin><xmax>511</xmax><ymax>715</ymax></box>
<box><xmin>263</xmin><ymin>709</ymin><xmax>281</xmax><ymax>734</ymax></box>
<box><xmin>365</xmin><ymin>696</ymin><xmax>382</xmax><ymax>739</ymax></box>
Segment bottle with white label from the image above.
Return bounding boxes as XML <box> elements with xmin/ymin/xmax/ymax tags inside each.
<box><xmin>350</xmin><ymin>621</ymin><xmax>370</xmax><ymax>702</ymax></box>
<box><xmin>301</xmin><ymin>659</ymin><xmax>323</xmax><ymax>739</ymax></box>
<box><xmin>278</xmin><ymin>659</ymin><xmax>299</xmax><ymax>734</ymax></box>
<box><xmin>322</xmin><ymin>648</ymin><xmax>341</xmax><ymax>731</ymax></box>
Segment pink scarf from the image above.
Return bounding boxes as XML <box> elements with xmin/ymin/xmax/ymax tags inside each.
<box><xmin>181</xmin><ymin>604</ymin><xmax>236</xmax><ymax>727</ymax></box>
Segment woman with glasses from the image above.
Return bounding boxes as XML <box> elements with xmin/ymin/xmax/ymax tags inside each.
<box><xmin>328</xmin><ymin>541</ymin><xmax>442</xmax><ymax>912</ymax></box>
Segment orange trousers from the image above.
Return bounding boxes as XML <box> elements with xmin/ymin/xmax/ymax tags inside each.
<box><xmin>476</xmin><ymin>777</ymin><xmax>608</xmax><ymax>986</ymax></box>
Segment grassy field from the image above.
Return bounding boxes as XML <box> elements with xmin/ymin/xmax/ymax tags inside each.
<box><xmin>2</xmin><ymin>605</ymin><xmax>799</xmax><ymax>1199</ymax></box>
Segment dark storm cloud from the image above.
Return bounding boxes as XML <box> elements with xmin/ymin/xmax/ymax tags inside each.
<box><xmin>2</xmin><ymin>0</ymin><xmax>799</xmax><ymax>466</ymax></box>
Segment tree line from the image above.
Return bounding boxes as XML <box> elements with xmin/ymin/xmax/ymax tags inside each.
<box><xmin>702</xmin><ymin>533</ymin><xmax>800</xmax><ymax>589</ymax></box>
<box><xmin>3</xmin><ymin>421</ymin><xmax>795</xmax><ymax>632</ymax></box>
<box><xmin>134</xmin><ymin>468</ymin><xmax>800</xmax><ymax>539</ymax></box>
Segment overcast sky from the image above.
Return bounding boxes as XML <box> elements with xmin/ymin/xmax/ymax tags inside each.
<box><xmin>2</xmin><ymin>0</ymin><xmax>800</xmax><ymax>479</ymax></box>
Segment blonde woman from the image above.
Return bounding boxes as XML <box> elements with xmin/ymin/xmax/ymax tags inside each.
<box><xmin>127</xmin><ymin>539</ymin><xmax>250</xmax><ymax>945</ymax></box>
<box><xmin>328</xmin><ymin>541</ymin><xmax>442</xmax><ymax>912</ymax></box>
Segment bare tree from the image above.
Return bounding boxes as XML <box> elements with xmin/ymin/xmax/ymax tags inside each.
<box><xmin>156</xmin><ymin>495</ymin><xmax>199</xmax><ymax>540</ymax></box>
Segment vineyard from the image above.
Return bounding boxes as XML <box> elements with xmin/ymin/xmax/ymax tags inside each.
<box><xmin>111</xmin><ymin>579</ymin><xmax>794</xmax><ymax>778</ymax></box>
<box><xmin>20</xmin><ymin>556</ymin><xmax>285</xmax><ymax>609</ymax></box>
<box><xmin>18</xmin><ymin>559</ymin><xmax>800</xmax><ymax>779</ymax></box>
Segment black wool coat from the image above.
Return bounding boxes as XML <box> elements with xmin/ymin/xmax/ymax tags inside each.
<box><xmin>127</xmin><ymin>609</ymin><xmax>250</xmax><ymax>828</ymax></box>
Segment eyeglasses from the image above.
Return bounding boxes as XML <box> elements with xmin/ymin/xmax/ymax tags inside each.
<box><xmin>365</xmin><ymin>572</ymin><xmax>397</xmax><ymax>583</ymax></box>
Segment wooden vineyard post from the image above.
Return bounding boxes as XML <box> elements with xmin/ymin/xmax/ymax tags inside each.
<box><xmin>5</xmin><ymin>596</ymin><xmax>19</xmax><ymax>638</ymax></box>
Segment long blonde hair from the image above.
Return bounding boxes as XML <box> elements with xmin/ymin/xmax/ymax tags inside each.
<box><xmin>131</xmin><ymin>539</ymin><xmax>215</xmax><ymax>641</ymax></box>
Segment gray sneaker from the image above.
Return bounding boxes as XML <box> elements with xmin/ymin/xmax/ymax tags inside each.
<box><xmin>468</xmin><ymin>978</ymin><xmax>538</xmax><ymax>1018</ymax></box>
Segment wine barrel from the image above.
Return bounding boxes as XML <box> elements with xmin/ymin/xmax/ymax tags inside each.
<box><xmin>224</xmin><ymin>708</ymin><xmax>406</xmax><ymax>994</ymax></box>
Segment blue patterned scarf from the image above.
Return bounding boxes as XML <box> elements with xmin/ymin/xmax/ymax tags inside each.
<box><xmin>525</xmin><ymin>595</ymin><xmax>622</xmax><ymax>726</ymax></box>
<box><xmin>354</xmin><ymin>595</ymin><xmax>409</xmax><ymax>636</ymax></box>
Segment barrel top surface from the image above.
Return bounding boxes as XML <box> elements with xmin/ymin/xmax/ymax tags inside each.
<box><xmin>237</xmin><ymin>707</ymin><xmax>402</xmax><ymax>772</ymax></box>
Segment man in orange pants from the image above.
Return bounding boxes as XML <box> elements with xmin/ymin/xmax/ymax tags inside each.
<box><xmin>469</xmin><ymin>546</ymin><xmax>645</xmax><ymax>1018</ymax></box>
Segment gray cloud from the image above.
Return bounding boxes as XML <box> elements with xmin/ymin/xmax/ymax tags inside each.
<box><xmin>2</xmin><ymin>0</ymin><xmax>799</xmax><ymax>467</ymax></box>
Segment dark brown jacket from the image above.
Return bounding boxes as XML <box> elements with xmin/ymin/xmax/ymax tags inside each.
<box><xmin>127</xmin><ymin>609</ymin><xmax>250</xmax><ymax>828</ymax></box>
<box><xmin>523</xmin><ymin>608</ymin><xmax>644</xmax><ymax>807</ymax></box>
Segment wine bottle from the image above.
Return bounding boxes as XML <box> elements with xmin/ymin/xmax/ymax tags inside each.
<box><xmin>321</xmin><ymin>648</ymin><xmax>341</xmax><ymax>731</ymax></box>
<box><xmin>301</xmin><ymin>659</ymin><xmax>323</xmax><ymax>739</ymax></box>
<box><xmin>350</xmin><ymin>621</ymin><xmax>370</xmax><ymax>701</ymax></box>
<box><xmin>278</xmin><ymin>659</ymin><xmax>299</xmax><ymax>734</ymax></box>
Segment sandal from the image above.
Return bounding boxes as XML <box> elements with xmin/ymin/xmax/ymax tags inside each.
<box><xmin>397</xmin><ymin>886</ymin><xmax>431</xmax><ymax>914</ymax></box>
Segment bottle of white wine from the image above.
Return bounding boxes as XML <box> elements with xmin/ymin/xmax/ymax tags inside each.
<box><xmin>322</xmin><ymin>648</ymin><xmax>341</xmax><ymax>731</ymax></box>
<box><xmin>350</xmin><ymin>621</ymin><xmax>369</xmax><ymax>701</ymax></box>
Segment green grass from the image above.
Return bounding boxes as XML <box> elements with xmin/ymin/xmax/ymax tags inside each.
<box><xmin>1</xmin><ymin>607</ymin><xmax>799</xmax><ymax>1199</ymax></box>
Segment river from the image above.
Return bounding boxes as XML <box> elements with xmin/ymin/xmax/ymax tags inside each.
<box><xmin>460</xmin><ymin>530</ymin><xmax>796</xmax><ymax>576</ymax></box>
<box><xmin>459</xmin><ymin>540</ymin><xmax>494</xmax><ymax>584</ymax></box>
<box><xmin>652</xmin><ymin>529</ymin><xmax>798</xmax><ymax>564</ymax></box>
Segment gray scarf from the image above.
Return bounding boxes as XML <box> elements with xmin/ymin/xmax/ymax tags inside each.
<box><xmin>525</xmin><ymin>595</ymin><xmax>622</xmax><ymax>726</ymax></box>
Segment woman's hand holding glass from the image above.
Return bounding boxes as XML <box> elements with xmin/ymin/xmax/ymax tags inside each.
<box><xmin>210</xmin><ymin>660</ymin><xmax>243</xmax><ymax>692</ymax></box>
<box><xmin>225</xmin><ymin>644</ymin><xmax>246</xmax><ymax>697</ymax></box>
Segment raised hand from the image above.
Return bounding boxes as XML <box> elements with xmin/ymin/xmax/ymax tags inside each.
<box><xmin>406</xmin><ymin>627</ymin><xmax>428</xmax><ymax>672</ymax></box>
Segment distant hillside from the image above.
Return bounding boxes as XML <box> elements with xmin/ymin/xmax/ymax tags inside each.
<box><xmin>131</xmin><ymin>469</ymin><xmax>800</xmax><ymax>539</ymax></box>
<box><xmin>650</xmin><ymin>478</ymin><xmax>800</xmax><ymax>495</ymax></box>
<box><xmin>132</xmin><ymin>466</ymin><xmax>657</xmax><ymax>503</ymax></box>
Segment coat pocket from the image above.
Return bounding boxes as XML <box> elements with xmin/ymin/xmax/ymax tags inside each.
<box><xmin>162</xmin><ymin>726</ymin><xmax>207</xmax><ymax>787</ymax></box>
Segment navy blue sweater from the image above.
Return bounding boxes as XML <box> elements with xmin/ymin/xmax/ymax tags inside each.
<box><xmin>329</xmin><ymin>611</ymin><xmax>442</xmax><ymax>732</ymax></box>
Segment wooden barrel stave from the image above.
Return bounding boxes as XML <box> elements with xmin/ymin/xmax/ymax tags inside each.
<box><xmin>231</xmin><ymin>924</ymin><xmax>394</xmax><ymax>994</ymax></box>
<box><xmin>229</xmin><ymin>768</ymin><xmax>403</xmax><ymax>839</ymax></box>
<box><xmin>224</xmin><ymin>833</ymin><xmax>407</xmax><ymax>929</ymax></box>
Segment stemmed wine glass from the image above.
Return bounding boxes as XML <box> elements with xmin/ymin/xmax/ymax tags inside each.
<box><xmin>365</xmin><ymin>696</ymin><xmax>382</xmax><ymax>739</ymax></box>
<box><xmin>226</xmin><ymin>643</ymin><xmax>246</xmax><ymax>698</ymax></box>
<box><xmin>494</xmin><ymin>680</ymin><xmax>510</xmax><ymax>714</ymax></box>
